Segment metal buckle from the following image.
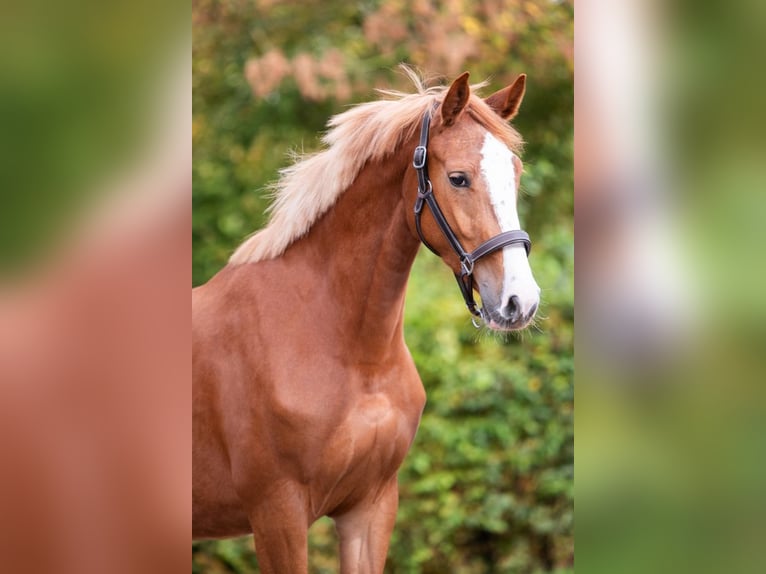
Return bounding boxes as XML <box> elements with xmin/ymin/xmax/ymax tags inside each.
<box><xmin>413</xmin><ymin>146</ymin><xmax>427</xmax><ymax>169</ymax></box>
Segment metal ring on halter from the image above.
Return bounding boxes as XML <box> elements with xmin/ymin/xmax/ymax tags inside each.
<box><xmin>471</xmin><ymin>307</ymin><xmax>489</xmax><ymax>329</ymax></box>
<box><xmin>460</xmin><ymin>257</ymin><xmax>474</xmax><ymax>277</ymax></box>
<box><xmin>418</xmin><ymin>179</ymin><xmax>432</xmax><ymax>198</ymax></box>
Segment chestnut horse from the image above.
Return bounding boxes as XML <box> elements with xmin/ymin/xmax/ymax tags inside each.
<box><xmin>192</xmin><ymin>70</ymin><xmax>540</xmax><ymax>573</ymax></box>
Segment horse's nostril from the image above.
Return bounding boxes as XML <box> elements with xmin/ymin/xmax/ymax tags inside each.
<box><xmin>528</xmin><ymin>302</ymin><xmax>539</xmax><ymax>318</ymax></box>
<box><xmin>505</xmin><ymin>295</ymin><xmax>521</xmax><ymax>322</ymax></box>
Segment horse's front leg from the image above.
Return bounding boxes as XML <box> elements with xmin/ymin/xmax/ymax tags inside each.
<box><xmin>248</xmin><ymin>482</ymin><xmax>310</xmax><ymax>574</ymax></box>
<box><xmin>333</xmin><ymin>478</ymin><xmax>399</xmax><ymax>574</ymax></box>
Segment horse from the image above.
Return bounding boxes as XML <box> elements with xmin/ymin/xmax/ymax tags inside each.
<box><xmin>192</xmin><ymin>69</ymin><xmax>540</xmax><ymax>573</ymax></box>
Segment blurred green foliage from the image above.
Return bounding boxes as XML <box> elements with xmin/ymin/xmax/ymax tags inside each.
<box><xmin>0</xmin><ymin>0</ymin><xmax>183</xmax><ymax>273</ymax></box>
<box><xmin>193</xmin><ymin>0</ymin><xmax>572</xmax><ymax>571</ymax></box>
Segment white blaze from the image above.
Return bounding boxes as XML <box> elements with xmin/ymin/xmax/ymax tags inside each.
<box><xmin>480</xmin><ymin>132</ymin><xmax>540</xmax><ymax>317</ymax></box>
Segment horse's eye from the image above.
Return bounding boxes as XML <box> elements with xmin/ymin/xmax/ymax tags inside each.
<box><xmin>448</xmin><ymin>173</ymin><xmax>470</xmax><ymax>188</ymax></box>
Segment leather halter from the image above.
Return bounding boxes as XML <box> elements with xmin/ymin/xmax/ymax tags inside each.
<box><xmin>413</xmin><ymin>105</ymin><xmax>532</xmax><ymax>320</ymax></box>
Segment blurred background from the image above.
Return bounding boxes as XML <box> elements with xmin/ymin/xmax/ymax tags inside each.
<box><xmin>576</xmin><ymin>0</ymin><xmax>766</xmax><ymax>573</ymax></box>
<box><xmin>193</xmin><ymin>0</ymin><xmax>573</xmax><ymax>572</ymax></box>
<box><xmin>0</xmin><ymin>1</ymin><xmax>189</xmax><ymax>574</ymax></box>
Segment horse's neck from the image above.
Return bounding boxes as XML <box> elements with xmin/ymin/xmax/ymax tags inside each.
<box><xmin>288</xmin><ymin>151</ymin><xmax>420</xmax><ymax>356</ymax></box>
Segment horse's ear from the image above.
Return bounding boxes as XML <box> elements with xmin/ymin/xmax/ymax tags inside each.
<box><xmin>441</xmin><ymin>71</ymin><xmax>471</xmax><ymax>127</ymax></box>
<box><xmin>485</xmin><ymin>74</ymin><xmax>526</xmax><ymax>120</ymax></box>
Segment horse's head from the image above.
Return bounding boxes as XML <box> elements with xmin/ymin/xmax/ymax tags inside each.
<box><xmin>405</xmin><ymin>72</ymin><xmax>540</xmax><ymax>331</ymax></box>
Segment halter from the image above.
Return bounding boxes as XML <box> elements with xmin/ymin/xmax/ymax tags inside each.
<box><xmin>413</xmin><ymin>105</ymin><xmax>532</xmax><ymax>322</ymax></box>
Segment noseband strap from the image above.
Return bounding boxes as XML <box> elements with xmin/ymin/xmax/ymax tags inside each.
<box><xmin>412</xmin><ymin>106</ymin><xmax>532</xmax><ymax>319</ymax></box>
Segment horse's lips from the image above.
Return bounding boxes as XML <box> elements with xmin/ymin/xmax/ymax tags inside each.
<box><xmin>487</xmin><ymin>317</ymin><xmax>510</xmax><ymax>331</ymax></box>
<box><xmin>487</xmin><ymin>315</ymin><xmax>529</xmax><ymax>332</ymax></box>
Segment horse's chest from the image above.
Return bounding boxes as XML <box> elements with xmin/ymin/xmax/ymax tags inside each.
<box><xmin>338</xmin><ymin>392</ymin><xmax>417</xmax><ymax>468</ymax></box>
<box><xmin>261</xmin><ymin>356</ymin><xmax>425</xmax><ymax>514</ymax></box>
<box><xmin>347</xmin><ymin>393</ymin><xmax>411</xmax><ymax>457</ymax></box>
<box><xmin>309</xmin><ymin>389</ymin><xmax>422</xmax><ymax>513</ymax></box>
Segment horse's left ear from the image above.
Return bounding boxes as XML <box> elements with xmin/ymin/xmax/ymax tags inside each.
<box><xmin>441</xmin><ymin>71</ymin><xmax>471</xmax><ymax>127</ymax></box>
<box><xmin>485</xmin><ymin>74</ymin><xmax>526</xmax><ymax>120</ymax></box>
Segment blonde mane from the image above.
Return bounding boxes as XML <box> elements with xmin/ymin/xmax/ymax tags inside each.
<box><xmin>229</xmin><ymin>69</ymin><xmax>523</xmax><ymax>265</ymax></box>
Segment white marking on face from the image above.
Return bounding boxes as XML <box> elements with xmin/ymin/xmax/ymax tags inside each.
<box><xmin>480</xmin><ymin>132</ymin><xmax>540</xmax><ymax>320</ymax></box>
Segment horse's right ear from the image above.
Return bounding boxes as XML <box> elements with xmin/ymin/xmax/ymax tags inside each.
<box><xmin>441</xmin><ymin>72</ymin><xmax>471</xmax><ymax>127</ymax></box>
<box><xmin>485</xmin><ymin>74</ymin><xmax>526</xmax><ymax>120</ymax></box>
